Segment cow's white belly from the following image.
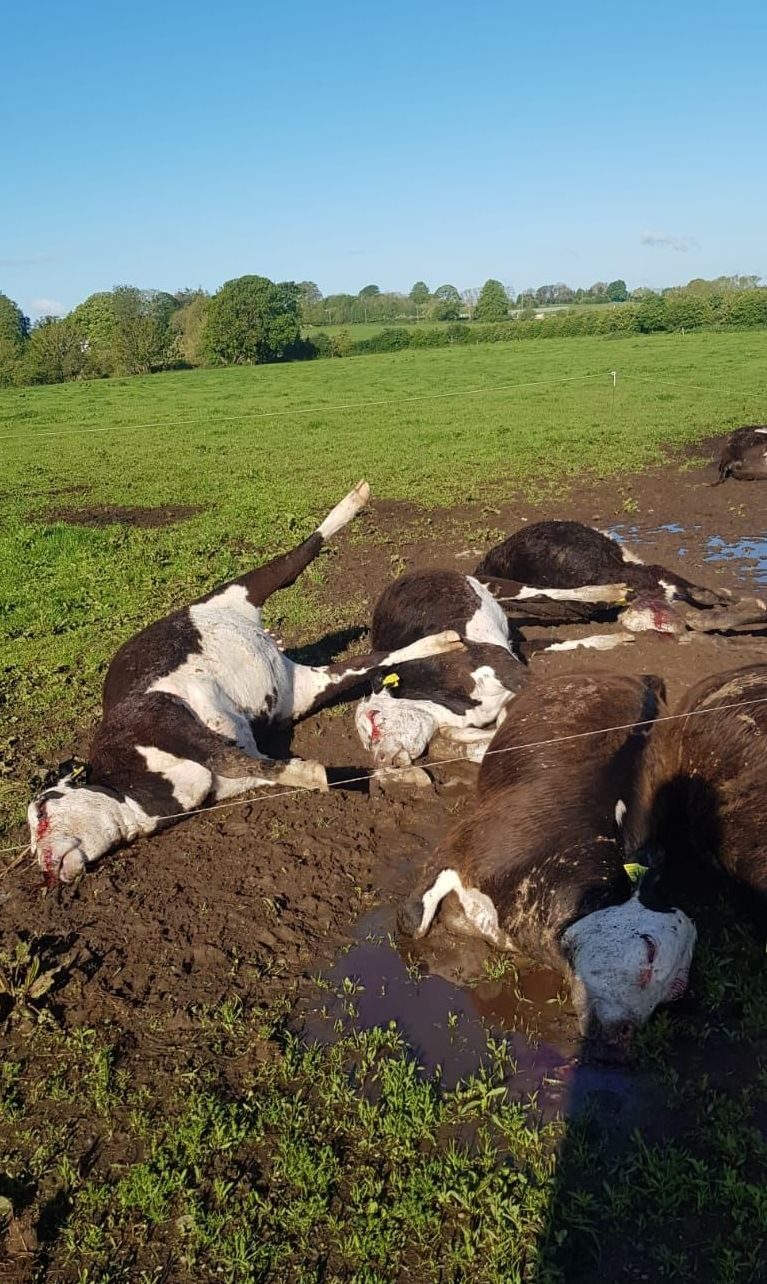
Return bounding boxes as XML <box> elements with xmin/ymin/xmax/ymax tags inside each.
<box><xmin>149</xmin><ymin>601</ymin><xmax>295</xmax><ymax>741</ymax></box>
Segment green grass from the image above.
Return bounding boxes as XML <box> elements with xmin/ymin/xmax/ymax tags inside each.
<box><xmin>1</xmin><ymin>923</ymin><xmax>766</xmax><ymax>1283</ymax></box>
<box><xmin>2</xmin><ymin>329</ymin><xmax>766</xmax><ymax>838</ymax></box>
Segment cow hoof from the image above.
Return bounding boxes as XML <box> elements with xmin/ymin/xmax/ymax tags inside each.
<box><xmin>371</xmin><ymin>766</ymin><xmax>433</xmax><ymax>798</ymax></box>
<box><xmin>281</xmin><ymin>760</ymin><xmax>328</xmax><ymax>791</ymax></box>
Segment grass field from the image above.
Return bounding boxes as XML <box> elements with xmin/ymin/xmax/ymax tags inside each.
<box><xmin>304</xmin><ymin>305</ymin><xmax>628</xmax><ymax>338</ymax></box>
<box><xmin>2</xmin><ymin>330</ymin><xmax>767</xmax><ymax>1281</ymax></box>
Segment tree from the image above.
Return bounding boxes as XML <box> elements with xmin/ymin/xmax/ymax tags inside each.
<box><xmin>409</xmin><ymin>281</ymin><xmax>430</xmax><ymax>307</ymax></box>
<box><xmin>358</xmin><ymin>284</ymin><xmax>381</xmax><ymax>299</ymax></box>
<box><xmin>0</xmin><ymin>290</ymin><xmax>30</xmax><ymax>344</ymax></box>
<box><xmin>430</xmin><ymin>285</ymin><xmax>462</xmax><ymax>321</ymax></box>
<box><xmin>111</xmin><ymin>286</ymin><xmax>177</xmax><ymax>374</ymax></box>
<box><xmin>297</xmin><ymin>281</ymin><xmax>322</xmax><ymax>306</ymax></box>
<box><xmin>22</xmin><ymin>316</ymin><xmax>84</xmax><ymax>384</ymax></box>
<box><xmin>474</xmin><ymin>279</ymin><xmax>508</xmax><ymax>322</ymax></box>
<box><xmin>172</xmin><ymin>291</ymin><xmax>210</xmax><ymax>366</ymax></box>
<box><xmin>203</xmin><ymin>275</ymin><xmax>301</xmax><ymax>365</ymax></box>
<box><xmin>69</xmin><ymin>291</ymin><xmax>118</xmax><ymax>374</ymax></box>
<box><xmin>606</xmin><ymin>279</ymin><xmax>629</xmax><ymax>302</ymax></box>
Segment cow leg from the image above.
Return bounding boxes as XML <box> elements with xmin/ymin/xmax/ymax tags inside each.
<box><xmin>428</xmin><ymin>726</ymin><xmax>498</xmax><ymax>764</ymax></box>
<box><xmin>680</xmin><ymin>597</ymin><xmax>767</xmax><ymax>634</ymax></box>
<box><xmin>293</xmin><ymin>630</ymin><xmax>464</xmax><ymax>717</ymax></box>
<box><xmin>521</xmin><ymin>633</ymin><xmax>634</xmax><ymax>661</ymax></box>
<box><xmin>478</xmin><ymin>574</ymin><xmax>628</xmax><ymax>608</ymax></box>
<box><xmin>90</xmin><ymin>693</ymin><xmax>329</xmax><ymax>809</ymax></box>
<box><xmin>227</xmin><ymin>481</ymin><xmax>370</xmax><ymax>607</ymax></box>
<box><xmin>210</xmin><ymin>742</ymin><xmax>328</xmax><ymax>793</ymax></box>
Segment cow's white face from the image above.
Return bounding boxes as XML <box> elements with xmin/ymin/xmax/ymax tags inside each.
<box><xmin>621</xmin><ymin>595</ymin><xmax>684</xmax><ymax>635</ymax></box>
<box><xmin>561</xmin><ymin>895</ymin><xmax>696</xmax><ymax>1042</ymax></box>
<box><xmin>355</xmin><ymin>692</ymin><xmax>438</xmax><ymax>768</ymax></box>
<box><xmin>28</xmin><ymin>780</ymin><xmax>127</xmax><ymax>883</ymax></box>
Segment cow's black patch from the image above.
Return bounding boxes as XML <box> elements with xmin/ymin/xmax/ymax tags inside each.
<box><xmin>371</xmin><ymin>570</ymin><xmax>488</xmax><ymax>652</ymax></box>
<box><xmin>102</xmin><ymin>608</ymin><xmax>203</xmax><ymax>711</ymax></box>
<box><xmin>373</xmin><ymin>643</ymin><xmax>524</xmax><ymax>717</ymax></box>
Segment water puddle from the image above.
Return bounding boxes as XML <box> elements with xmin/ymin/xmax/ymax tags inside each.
<box><xmin>608</xmin><ymin>521</ymin><xmax>699</xmax><ymax>560</ymax></box>
<box><xmin>705</xmin><ymin>535</ymin><xmax>767</xmax><ymax>584</ymax></box>
<box><xmin>302</xmin><ymin>907</ymin><xmax>669</xmax><ymax>1132</ymax></box>
<box><xmin>610</xmin><ymin>523</ymin><xmax>767</xmax><ymax>584</ymax></box>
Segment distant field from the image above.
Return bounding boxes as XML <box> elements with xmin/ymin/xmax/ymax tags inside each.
<box><xmin>1</xmin><ymin>328</ymin><xmax>766</xmax><ymax>833</ymax></box>
<box><xmin>305</xmin><ymin>304</ymin><xmax>626</xmax><ymax>338</ymax></box>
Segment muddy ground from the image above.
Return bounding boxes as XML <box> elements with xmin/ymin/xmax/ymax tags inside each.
<box><xmin>1</xmin><ymin>439</ymin><xmax>766</xmax><ymax>1269</ymax></box>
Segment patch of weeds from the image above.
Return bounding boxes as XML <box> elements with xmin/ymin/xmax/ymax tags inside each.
<box><xmin>482</xmin><ymin>952</ymin><xmax>518</xmax><ymax>984</ymax></box>
<box><xmin>0</xmin><ymin>936</ymin><xmax>76</xmax><ymax>1028</ymax></box>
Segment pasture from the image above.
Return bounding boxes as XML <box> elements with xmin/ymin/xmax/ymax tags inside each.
<box><xmin>1</xmin><ymin>328</ymin><xmax>767</xmax><ymax>1282</ymax></box>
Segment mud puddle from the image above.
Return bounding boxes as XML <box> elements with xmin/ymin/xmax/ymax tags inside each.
<box><xmin>706</xmin><ymin>535</ymin><xmax>767</xmax><ymax>584</ymax></box>
<box><xmin>609</xmin><ymin>519</ymin><xmax>700</xmax><ymax>560</ymax></box>
<box><xmin>611</xmin><ymin>521</ymin><xmax>767</xmax><ymax>585</ymax></box>
<box><xmin>301</xmin><ymin>907</ymin><xmax>670</xmax><ymax>1134</ymax></box>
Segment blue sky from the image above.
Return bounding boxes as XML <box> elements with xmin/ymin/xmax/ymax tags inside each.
<box><xmin>2</xmin><ymin>1</ymin><xmax>765</xmax><ymax>317</ymax></box>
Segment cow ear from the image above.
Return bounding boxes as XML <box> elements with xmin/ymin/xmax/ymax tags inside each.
<box><xmin>373</xmin><ymin>670</ymin><xmax>401</xmax><ymax>697</ymax></box>
<box><xmin>637</xmin><ymin>852</ymin><xmax>676</xmax><ymax>913</ymax></box>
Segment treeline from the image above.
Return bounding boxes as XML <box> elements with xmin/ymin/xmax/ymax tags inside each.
<box><xmin>298</xmin><ymin>273</ymin><xmax>764</xmax><ymax>325</ymax></box>
<box><xmin>312</xmin><ymin>288</ymin><xmax>767</xmax><ymax>356</ymax></box>
<box><xmin>0</xmin><ymin>277</ymin><xmax>309</xmax><ymax>387</ymax></box>
<box><xmin>1</xmin><ymin>273</ymin><xmax>765</xmax><ymax>389</ymax></box>
<box><xmin>300</xmin><ymin>278</ymin><xmax>633</xmax><ymax>325</ymax></box>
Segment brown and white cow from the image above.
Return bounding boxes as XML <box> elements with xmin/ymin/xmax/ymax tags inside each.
<box><xmin>625</xmin><ymin>664</ymin><xmax>767</xmax><ymax>929</ymax></box>
<box><xmin>716</xmin><ymin>426</ymin><xmax>767</xmax><ymax>484</ymax></box>
<box><xmin>355</xmin><ymin>568</ymin><xmax>630</xmax><ymax>768</ymax></box>
<box><xmin>398</xmin><ymin>671</ymin><xmax>697</xmax><ymax>1043</ymax></box>
<box><xmin>28</xmin><ymin>482</ymin><xmax>462</xmax><ymax>883</ymax></box>
<box><xmin>476</xmin><ymin>519</ymin><xmax>729</xmax><ymax>610</ymax></box>
<box><xmin>476</xmin><ymin>519</ymin><xmax>767</xmax><ymax>639</ymax></box>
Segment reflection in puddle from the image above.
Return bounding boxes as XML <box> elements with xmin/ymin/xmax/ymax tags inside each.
<box><xmin>302</xmin><ymin>910</ymin><xmax>669</xmax><ymax>1131</ymax></box>
<box><xmin>706</xmin><ymin>535</ymin><xmax>767</xmax><ymax>584</ymax></box>
<box><xmin>608</xmin><ymin>521</ymin><xmax>700</xmax><ymax>549</ymax></box>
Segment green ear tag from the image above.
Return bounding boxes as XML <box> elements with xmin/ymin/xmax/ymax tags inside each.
<box><xmin>623</xmin><ymin>862</ymin><xmax>649</xmax><ymax>885</ymax></box>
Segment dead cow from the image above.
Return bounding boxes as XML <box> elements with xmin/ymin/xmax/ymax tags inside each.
<box><xmin>716</xmin><ymin>425</ymin><xmax>767</xmax><ymax>483</ymax></box>
<box><xmin>28</xmin><ymin>482</ymin><xmax>461</xmax><ymax>883</ymax></box>
<box><xmin>356</xmin><ymin>568</ymin><xmax>630</xmax><ymax>768</ymax></box>
<box><xmin>626</xmin><ymin>664</ymin><xmax>767</xmax><ymax>928</ymax></box>
<box><xmin>476</xmin><ymin>519</ymin><xmax>727</xmax><ymax>610</ymax></box>
<box><xmin>398</xmin><ymin>672</ymin><xmax>697</xmax><ymax>1043</ymax></box>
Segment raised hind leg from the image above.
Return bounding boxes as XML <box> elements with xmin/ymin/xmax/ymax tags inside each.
<box><xmin>219</xmin><ymin>481</ymin><xmax>370</xmax><ymax>608</ymax></box>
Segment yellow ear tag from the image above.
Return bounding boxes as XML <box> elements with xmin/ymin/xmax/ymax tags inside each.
<box><xmin>382</xmin><ymin>673</ymin><xmax>400</xmax><ymax>688</ymax></box>
<box><xmin>623</xmin><ymin>862</ymin><xmax>649</xmax><ymax>885</ymax></box>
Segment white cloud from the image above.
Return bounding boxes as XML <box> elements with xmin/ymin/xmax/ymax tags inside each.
<box><xmin>0</xmin><ymin>255</ymin><xmax>51</xmax><ymax>267</ymax></box>
<box><xmin>640</xmin><ymin>232</ymin><xmax>699</xmax><ymax>253</ymax></box>
<box><xmin>30</xmin><ymin>297</ymin><xmax>65</xmax><ymax>316</ymax></box>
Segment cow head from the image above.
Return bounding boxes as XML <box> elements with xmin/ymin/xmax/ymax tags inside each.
<box><xmin>621</xmin><ymin>592</ymin><xmax>685</xmax><ymax>636</ymax></box>
<box><xmin>561</xmin><ymin>886</ymin><xmax>696</xmax><ymax>1044</ymax></box>
<box><xmin>356</xmin><ymin>648</ymin><xmax>520</xmax><ymax>768</ymax></box>
<box><xmin>28</xmin><ymin>778</ymin><xmax>128</xmax><ymax>884</ymax></box>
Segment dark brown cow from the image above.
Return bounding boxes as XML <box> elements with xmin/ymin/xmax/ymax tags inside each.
<box><xmin>625</xmin><ymin>664</ymin><xmax>767</xmax><ymax>927</ymax></box>
<box><xmin>716</xmin><ymin>426</ymin><xmax>767</xmax><ymax>483</ymax></box>
<box><xmin>399</xmin><ymin>671</ymin><xmax>696</xmax><ymax>1042</ymax></box>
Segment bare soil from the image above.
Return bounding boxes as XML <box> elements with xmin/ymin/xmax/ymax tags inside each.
<box><xmin>38</xmin><ymin>503</ymin><xmax>203</xmax><ymax>528</ymax></box>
